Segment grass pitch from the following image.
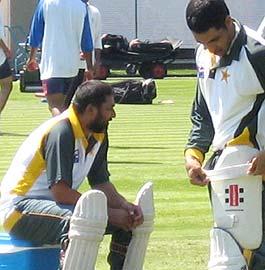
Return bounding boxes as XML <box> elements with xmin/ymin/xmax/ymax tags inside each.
<box><xmin>0</xmin><ymin>78</ymin><xmax>212</xmax><ymax>270</ymax></box>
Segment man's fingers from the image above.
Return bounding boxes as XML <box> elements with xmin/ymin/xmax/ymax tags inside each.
<box><xmin>247</xmin><ymin>157</ymin><xmax>257</xmax><ymax>175</ymax></box>
<box><xmin>190</xmin><ymin>177</ymin><xmax>209</xmax><ymax>186</ymax></box>
<box><xmin>189</xmin><ymin>167</ymin><xmax>208</xmax><ymax>186</ymax></box>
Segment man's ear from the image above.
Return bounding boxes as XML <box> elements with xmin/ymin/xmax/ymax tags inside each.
<box><xmin>225</xmin><ymin>16</ymin><xmax>233</xmax><ymax>29</ymax></box>
<box><xmin>84</xmin><ymin>104</ymin><xmax>98</xmax><ymax>118</ymax></box>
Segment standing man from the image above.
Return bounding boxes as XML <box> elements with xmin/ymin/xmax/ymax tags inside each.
<box><xmin>0</xmin><ymin>1</ymin><xmax>13</xmax><ymax>131</ymax></box>
<box><xmin>0</xmin><ymin>80</ymin><xmax>143</xmax><ymax>270</ymax></box>
<box><xmin>27</xmin><ymin>0</ymin><xmax>93</xmax><ymax>116</ymax></box>
<box><xmin>65</xmin><ymin>0</ymin><xmax>103</xmax><ymax>108</ymax></box>
<box><xmin>184</xmin><ymin>0</ymin><xmax>265</xmax><ymax>269</ymax></box>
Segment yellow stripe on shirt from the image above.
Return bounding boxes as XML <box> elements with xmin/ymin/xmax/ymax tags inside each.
<box><xmin>3</xmin><ymin>210</ymin><xmax>23</xmax><ymax>232</ymax></box>
<box><xmin>10</xmin><ymin>149</ymin><xmax>46</xmax><ymax>196</ymax></box>
<box><xmin>227</xmin><ymin>127</ymin><xmax>253</xmax><ymax>147</ymax></box>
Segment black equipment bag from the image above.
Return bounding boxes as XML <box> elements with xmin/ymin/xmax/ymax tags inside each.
<box><xmin>129</xmin><ymin>40</ymin><xmax>173</xmax><ymax>54</ymax></box>
<box><xmin>110</xmin><ymin>79</ymin><xmax>157</xmax><ymax>104</ymax></box>
<box><xmin>101</xmin><ymin>34</ymin><xmax>129</xmax><ymax>53</ymax></box>
<box><xmin>19</xmin><ymin>68</ymin><xmax>42</xmax><ymax>92</ymax></box>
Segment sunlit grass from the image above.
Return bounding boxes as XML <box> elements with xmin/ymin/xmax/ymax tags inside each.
<box><xmin>0</xmin><ymin>77</ymin><xmax>212</xmax><ymax>270</ymax></box>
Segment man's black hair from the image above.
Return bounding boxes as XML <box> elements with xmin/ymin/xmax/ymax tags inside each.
<box><xmin>73</xmin><ymin>80</ymin><xmax>113</xmax><ymax>113</ymax></box>
<box><xmin>186</xmin><ymin>0</ymin><xmax>230</xmax><ymax>33</ymax></box>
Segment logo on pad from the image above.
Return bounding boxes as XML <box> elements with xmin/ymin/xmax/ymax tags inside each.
<box><xmin>225</xmin><ymin>184</ymin><xmax>244</xmax><ymax>206</ymax></box>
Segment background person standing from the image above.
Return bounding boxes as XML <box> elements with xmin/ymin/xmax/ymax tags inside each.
<box><xmin>27</xmin><ymin>0</ymin><xmax>93</xmax><ymax>116</ymax></box>
<box><xmin>65</xmin><ymin>0</ymin><xmax>103</xmax><ymax>108</ymax></box>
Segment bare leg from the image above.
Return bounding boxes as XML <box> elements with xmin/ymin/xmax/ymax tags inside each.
<box><xmin>46</xmin><ymin>93</ymin><xmax>66</xmax><ymax>116</ymax></box>
<box><xmin>0</xmin><ymin>76</ymin><xmax>13</xmax><ymax>113</ymax></box>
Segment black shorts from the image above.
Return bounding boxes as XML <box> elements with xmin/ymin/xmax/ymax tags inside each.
<box><xmin>42</xmin><ymin>77</ymin><xmax>75</xmax><ymax>96</ymax></box>
<box><xmin>0</xmin><ymin>59</ymin><xmax>12</xmax><ymax>80</ymax></box>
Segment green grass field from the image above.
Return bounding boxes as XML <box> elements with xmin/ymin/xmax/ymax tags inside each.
<box><xmin>0</xmin><ymin>78</ymin><xmax>213</xmax><ymax>270</ymax></box>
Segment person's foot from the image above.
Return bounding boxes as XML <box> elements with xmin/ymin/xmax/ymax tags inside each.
<box><xmin>35</xmin><ymin>92</ymin><xmax>46</xmax><ymax>98</ymax></box>
<box><xmin>41</xmin><ymin>98</ymin><xmax>47</xmax><ymax>103</ymax></box>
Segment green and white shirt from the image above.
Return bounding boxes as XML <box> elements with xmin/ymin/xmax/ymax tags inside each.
<box><xmin>186</xmin><ymin>21</ymin><xmax>265</xmax><ymax>158</ymax></box>
<box><xmin>0</xmin><ymin>105</ymin><xmax>109</xmax><ymax>224</ymax></box>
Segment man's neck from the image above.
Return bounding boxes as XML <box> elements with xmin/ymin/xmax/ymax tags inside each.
<box><xmin>226</xmin><ymin>21</ymin><xmax>238</xmax><ymax>55</ymax></box>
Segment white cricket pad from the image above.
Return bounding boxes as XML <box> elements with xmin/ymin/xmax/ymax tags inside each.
<box><xmin>122</xmin><ymin>181</ymin><xmax>155</xmax><ymax>270</ymax></box>
<box><xmin>208</xmin><ymin>228</ymin><xmax>248</xmax><ymax>270</ymax></box>
<box><xmin>63</xmin><ymin>190</ymin><xmax>108</xmax><ymax>270</ymax></box>
<box><xmin>205</xmin><ymin>146</ymin><xmax>263</xmax><ymax>249</ymax></box>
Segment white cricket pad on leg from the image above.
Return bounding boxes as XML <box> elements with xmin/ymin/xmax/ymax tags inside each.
<box><xmin>205</xmin><ymin>146</ymin><xmax>263</xmax><ymax>249</ymax></box>
<box><xmin>122</xmin><ymin>182</ymin><xmax>155</xmax><ymax>270</ymax></box>
<box><xmin>63</xmin><ymin>190</ymin><xmax>108</xmax><ymax>270</ymax></box>
<box><xmin>208</xmin><ymin>228</ymin><xmax>248</xmax><ymax>270</ymax></box>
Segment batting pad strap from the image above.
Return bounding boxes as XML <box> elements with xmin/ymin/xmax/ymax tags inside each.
<box><xmin>243</xmin><ymin>249</ymin><xmax>253</xmax><ymax>266</ymax></box>
<box><xmin>185</xmin><ymin>148</ymin><xmax>204</xmax><ymax>164</ymax></box>
<box><xmin>110</xmin><ymin>241</ymin><xmax>128</xmax><ymax>256</ymax></box>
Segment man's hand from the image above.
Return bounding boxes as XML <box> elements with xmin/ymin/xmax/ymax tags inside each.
<box><xmin>26</xmin><ymin>58</ymin><xmax>39</xmax><ymax>71</ymax></box>
<box><xmin>121</xmin><ymin>202</ymin><xmax>144</xmax><ymax>228</ymax></box>
<box><xmin>108</xmin><ymin>208</ymin><xmax>135</xmax><ymax>231</ymax></box>
<box><xmin>92</xmin><ymin>182</ymin><xmax>144</xmax><ymax>229</ymax></box>
<box><xmin>26</xmin><ymin>47</ymin><xmax>39</xmax><ymax>71</ymax></box>
<box><xmin>247</xmin><ymin>150</ymin><xmax>265</xmax><ymax>176</ymax></box>
<box><xmin>185</xmin><ymin>156</ymin><xmax>208</xmax><ymax>186</ymax></box>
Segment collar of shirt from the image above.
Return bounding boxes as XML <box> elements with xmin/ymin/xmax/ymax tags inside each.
<box><xmin>226</xmin><ymin>21</ymin><xmax>240</xmax><ymax>55</ymax></box>
<box><xmin>217</xmin><ymin>19</ymin><xmax>247</xmax><ymax>68</ymax></box>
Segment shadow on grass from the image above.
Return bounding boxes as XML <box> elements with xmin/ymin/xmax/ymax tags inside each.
<box><xmin>109</xmin><ymin>161</ymin><xmax>163</xmax><ymax>165</ymax></box>
<box><xmin>0</xmin><ymin>132</ymin><xmax>28</xmax><ymax>137</ymax></box>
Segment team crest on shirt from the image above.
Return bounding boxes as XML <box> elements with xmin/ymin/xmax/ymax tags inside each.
<box><xmin>73</xmin><ymin>149</ymin><xmax>79</xmax><ymax>163</ymax></box>
<box><xmin>221</xmin><ymin>68</ymin><xmax>230</xmax><ymax>83</ymax></box>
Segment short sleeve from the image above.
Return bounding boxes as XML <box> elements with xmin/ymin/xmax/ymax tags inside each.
<box><xmin>44</xmin><ymin>120</ymin><xmax>75</xmax><ymax>188</ymax></box>
<box><xmin>29</xmin><ymin>0</ymin><xmax>45</xmax><ymax>48</ymax></box>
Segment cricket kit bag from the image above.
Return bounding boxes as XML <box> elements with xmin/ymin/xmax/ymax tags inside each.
<box><xmin>129</xmin><ymin>39</ymin><xmax>173</xmax><ymax>54</ymax></box>
<box><xmin>205</xmin><ymin>145</ymin><xmax>263</xmax><ymax>270</ymax></box>
<box><xmin>110</xmin><ymin>79</ymin><xmax>157</xmax><ymax>104</ymax></box>
<box><xmin>101</xmin><ymin>34</ymin><xmax>129</xmax><ymax>53</ymax></box>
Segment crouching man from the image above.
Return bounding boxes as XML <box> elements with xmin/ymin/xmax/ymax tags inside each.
<box><xmin>0</xmin><ymin>80</ymin><xmax>154</xmax><ymax>270</ymax></box>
